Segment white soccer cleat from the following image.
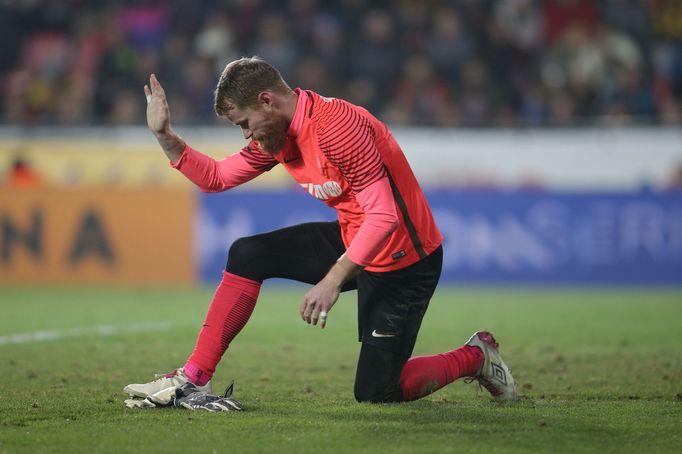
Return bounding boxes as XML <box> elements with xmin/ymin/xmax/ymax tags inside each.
<box><xmin>123</xmin><ymin>368</ymin><xmax>212</xmax><ymax>399</ymax></box>
<box><xmin>465</xmin><ymin>331</ymin><xmax>518</xmax><ymax>402</ymax></box>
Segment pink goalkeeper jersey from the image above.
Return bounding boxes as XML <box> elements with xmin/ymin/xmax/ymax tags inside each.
<box><xmin>174</xmin><ymin>89</ymin><xmax>442</xmax><ymax>272</ymax></box>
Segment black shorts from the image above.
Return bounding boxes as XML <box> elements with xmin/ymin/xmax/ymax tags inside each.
<box><xmin>356</xmin><ymin>245</ymin><xmax>442</xmax><ymax>357</ymax></box>
<box><xmin>225</xmin><ymin>221</ymin><xmax>442</xmax><ymax>357</ymax></box>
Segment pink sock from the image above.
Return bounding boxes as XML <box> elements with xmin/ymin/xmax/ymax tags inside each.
<box><xmin>399</xmin><ymin>345</ymin><xmax>484</xmax><ymax>401</ymax></box>
<box><xmin>184</xmin><ymin>271</ymin><xmax>261</xmax><ymax>385</ymax></box>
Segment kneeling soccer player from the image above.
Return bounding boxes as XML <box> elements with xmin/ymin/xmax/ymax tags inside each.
<box><xmin>124</xmin><ymin>57</ymin><xmax>517</xmax><ymax>404</ymax></box>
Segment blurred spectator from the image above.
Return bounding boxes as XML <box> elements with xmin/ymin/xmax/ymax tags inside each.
<box><xmin>119</xmin><ymin>2</ymin><xmax>170</xmax><ymax>49</ymax></box>
<box><xmin>344</xmin><ymin>77</ymin><xmax>381</xmax><ymax>114</ymax></box>
<box><xmin>0</xmin><ymin>0</ymin><xmax>680</xmax><ymax>127</ymax></box>
<box><xmin>180</xmin><ymin>56</ymin><xmax>216</xmax><ymax>120</ymax></box>
<box><xmin>600</xmin><ymin>0</ymin><xmax>653</xmax><ymax>49</ymax></box>
<box><xmin>651</xmin><ymin>0</ymin><xmax>682</xmax><ymax>40</ymax></box>
<box><xmin>547</xmin><ymin>89</ymin><xmax>578</xmax><ymax>125</ymax></box>
<box><xmin>458</xmin><ymin>59</ymin><xmax>496</xmax><ymax>127</ymax></box>
<box><xmin>395</xmin><ymin>0</ymin><xmax>432</xmax><ymax>54</ymax></box>
<box><xmin>489</xmin><ymin>0</ymin><xmax>543</xmax><ymax>120</ymax></box>
<box><xmin>493</xmin><ymin>0</ymin><xmax>543</xmax><ymax>53</ymax></box>
<box><xmin>383</xmin><ymin>53</ymin><xmax>457</xmax><ymax>126</ymax></box>
<box><xmin>426</xmin><ymin>6</ymin><xmax>475</xmax><ymax>82</ymax></box>
<box><xmin>603</xmin><ymin>65</ymin><xmax>656</xmax><ymax>123</ymax></box>
<box><xmin>250</xmin><ymin>12</ymin><xmax>297</xmax><ymax>78</ymax></box>
<box><xmin>307</xmin><ymin>14</ymin><xmax>346</xmax><ymax>87</ymax></box>
<box><xmin>350</xmin><ymin>9</ymin><xmax>401</xmax><ymax>105</ymax></box>
<box><xmin>518</xmin><ymin>82</ymin><xmax>549</xmax><ymax>126</ymax></box>
<box><xmin>194</xmin><ymin>11</ymin><xmax>236</xmax><ymax>73</ymax></box>
<box><xmin>5</xmin><ymin>155</ymin><xmax>43</xmax><ymax>189</ymax></box>
<box><xmin>544</xmin><ymin>21</ymin><xmax>605</xmax><ymax>118</ymax></box>
<box><xmin>294</xmin><ymin>57</ymin><xmax>336</xmax><ymax>95</ymax></box>
<box><xmin>288</xmin><ymin>0</ymin><xmax>319</xmax><ymax>47</ymax></box>
<box><xmin>108</xmin><ymin>88</ymin><xmax>143</xmax><ymax>124</ymax></box>
<box><xmin>543</xmin><ymin>0</ymin><xmax>600</xmax><ymax>44</ymax></box>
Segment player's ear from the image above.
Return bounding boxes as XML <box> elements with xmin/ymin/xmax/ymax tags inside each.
<box><xmin>257</xmin><ymin>91</ymin><xmax>274</xmax><ymax>111</ymax></box>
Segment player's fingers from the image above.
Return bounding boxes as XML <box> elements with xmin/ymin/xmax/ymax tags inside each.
<box><xmin>304</xmin><ymin>303</ymin><xmax>314</xmax><ymax>324</ymax></box>
<box><xmin>151</xmin><ymin>74</ymin><xmax>165</xmax><ymax>95</ymax></box>
<box><xmin>299</xmin><ymin>299</ymin><xmax>310</xmax><ymax>322</ymax></box>
<box><xmin>299</xmin><ymin>300</ymin><xmax>305</xmax><ymax>320</ymax></box>
<box><xmin>310</xmin><ymin>305</ymin><xmax>321</xmax><ymax>326</ymax></box>
<box><xmin>144</xmin><ymin>85</ymin><xmax>151</xmax><ymax>103</ymax></box>
<box><xmin>308</xmin><ymin>302</ymin><xmax>318</xmax><ymax>324</ymax></box>
<box><xmin>319</xmin><ymin>310</ymin><xmax>328</xmax><ymax>329</ymax></box>
<box><xmin>301</xmin><ymin>298</ymin><xmax>313</xmax><ymax>323</ymax></box>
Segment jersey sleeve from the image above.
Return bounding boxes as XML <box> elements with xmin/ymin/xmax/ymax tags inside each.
<box><xmin>172</xmin><ymin>144</ymin><xmax>271</xmax><ymax>192</ymax></box>
<box><xmin>315</xmin><ymin>101</ymin><xmax>387</xmax><ymax>192</ymax></box>
<box><xmin>343</xmin><ymin>176</ymin><xmax>399</xmax><ymax>266</ymax></box>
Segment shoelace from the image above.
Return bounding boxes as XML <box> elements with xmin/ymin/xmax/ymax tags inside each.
<box><xmin>464</xmin><ymin>376</ymin><xmax>503</xmax><ymax>397</ymax></box>
<box><xmin>463</xmin><ymin>377</ymin><xmax>483</xmax><ymax>396</ymax></box>
<box><xmin>153</xmin><ymin>370</ymin><xmax>179</xmax><ymax>380</ymax></box>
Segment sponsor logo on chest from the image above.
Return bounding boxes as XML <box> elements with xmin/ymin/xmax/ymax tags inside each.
<box><xmin>300</xmin><ymin>181</ymin><xmax>343</xmax><ymax>200</ymax></box>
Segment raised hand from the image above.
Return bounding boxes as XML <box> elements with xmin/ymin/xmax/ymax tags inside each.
<box><xmin>143</xmin><ymin>74</ymin><xmax>185</xmax><ymax>162</ymax></box>
<box><xmin>144</xmin><ymin>74</ymin><xmax>171</xmax><ymax>135</ymax></box>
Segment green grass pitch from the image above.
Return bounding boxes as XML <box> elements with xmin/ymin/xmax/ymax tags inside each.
<box><xmin>0</xmin><ymin>286</ymin><xmax>681</xmax><ymax>453</ymax></box>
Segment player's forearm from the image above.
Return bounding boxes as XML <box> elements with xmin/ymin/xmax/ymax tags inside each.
<box><xmin>172</xmin><ymin>145</ymin><xmax>264</xmax><ymax>192</ymax></box>
<box><xmin>344</xmin><ymin>177</ymin><xmax>399</xmax><ymax>266</ymax></box>
<box><xmin>154</xmin><ymin>128</ymin><xmax>186</xmax><ymax>164</ymax></box>
<box><xmin>323</xmin><ymin>255</ymin><xmax>363</xmax><ymax>289</ymax></box>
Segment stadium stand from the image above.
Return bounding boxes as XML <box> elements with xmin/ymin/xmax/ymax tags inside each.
<box><xmin>1</xmin><ymin>0</ymin><xmax>681</xmax><ymax>127</ymax></box>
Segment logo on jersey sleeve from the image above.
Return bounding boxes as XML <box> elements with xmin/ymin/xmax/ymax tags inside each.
<box><xmin>300</xmin><ymin>181</ymin><xmax>343</xmax><ymax>200</ymax></box>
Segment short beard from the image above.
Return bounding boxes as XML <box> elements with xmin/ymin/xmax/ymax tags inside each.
<box><xmin>257</xmin><ymin>117</ymin><xmax>288</xmax><ymax>154</ymax></box>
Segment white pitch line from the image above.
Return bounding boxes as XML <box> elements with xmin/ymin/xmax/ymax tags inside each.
<box><xmin>0</xmin><ymin>321</ymin><xmax>172</xmax><ymax>346</ymax></box>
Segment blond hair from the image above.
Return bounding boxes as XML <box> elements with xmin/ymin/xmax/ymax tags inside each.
<box><xmin>214</xmin><ymin>57</ymin><xmax>291</xmax><ymax>115</ymax></box>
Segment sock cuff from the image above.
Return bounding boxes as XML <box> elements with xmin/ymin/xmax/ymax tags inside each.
<box><xmin>221</xmin><ymin>271</ymin><xmax>261</xmax><ymax>293</ymax></box>
<box><xmin>183</xmin><ymin>361</ymin><xmax>211</xmax><ymax>386</ymax></box>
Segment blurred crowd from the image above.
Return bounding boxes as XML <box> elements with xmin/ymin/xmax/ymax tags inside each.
<box><xmin>1</xmin><ymin>0</ymin><xmax>682</xmax><ymax>127</ymax></box>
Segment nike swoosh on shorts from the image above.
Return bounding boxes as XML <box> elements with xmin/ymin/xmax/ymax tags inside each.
<box><xmin>371</xmin><ymin>329</ymin><xmax>397</xmax><ymax>338</ymax></box>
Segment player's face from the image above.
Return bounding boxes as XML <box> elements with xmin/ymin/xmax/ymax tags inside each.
<box><xmin>228</xmin><ymin>104</ymin><xmax>288</xmax><ymax>155</ymax></box>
